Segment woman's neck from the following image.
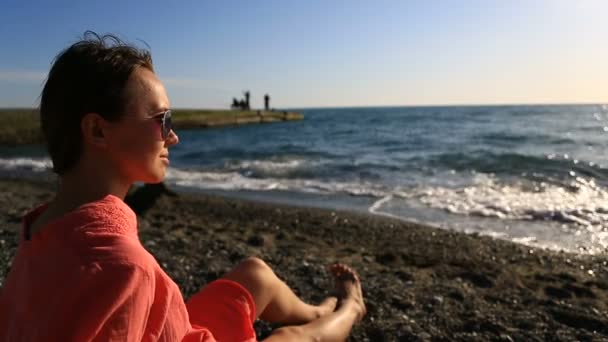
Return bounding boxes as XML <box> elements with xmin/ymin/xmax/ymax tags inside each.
<box><xmin>54</xmin><ymin>162</ymin><xmax>132</xmax><ymax>211</ymax></box>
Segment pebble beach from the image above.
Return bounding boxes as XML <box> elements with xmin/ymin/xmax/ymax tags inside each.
<box><xmin>1</xmin><ymin>179</ymin><xmax>607</xmax><ymax>341</ymax></box>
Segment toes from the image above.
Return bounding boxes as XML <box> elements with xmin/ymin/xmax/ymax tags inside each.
<box><xmin>329</xmin><ymin>264</ymin><xmax>359</xmax><ymax>282</ymax></box>
<box><xmin>329</xmin><ymin>263</ymin><xmax>351</xmax><ymax>276</ymax></box>
<box><xmin>320</xmin><ymin>297</ymin><xmax>338</xmax><ymax>311</ymax></box>
<box><xmin>324</xmin><ymin>296</ymin><xmax>338</xmax><ymax>305</ymax></box>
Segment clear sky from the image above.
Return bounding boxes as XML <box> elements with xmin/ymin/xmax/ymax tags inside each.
<box><xmin>1</xmin><ymin>0</ymin><xmax>606</xmax><ymax>109</ymax></box>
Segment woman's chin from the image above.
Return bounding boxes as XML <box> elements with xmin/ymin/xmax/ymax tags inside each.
<box><xmin>137</xmin><ymin>171</ymin><xmax>166</xmax><ymax>184</ymax></box>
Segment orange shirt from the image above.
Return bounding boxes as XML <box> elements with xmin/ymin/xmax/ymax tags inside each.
<box><xmin>0</xmin><ymin>194</ymin><xmax>250</xmax><ymax>341</ymax></box>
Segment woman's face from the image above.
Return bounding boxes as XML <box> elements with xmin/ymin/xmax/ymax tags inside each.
<box><xmin>105</xmin><ymin>67</ymin><xmax>178</xmax><ymax>184</ymax></box>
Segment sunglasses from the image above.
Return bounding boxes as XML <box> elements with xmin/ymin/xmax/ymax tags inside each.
<box><xmin>150</xmin><ymin>110</ymin><xmax>173</xmax><ymax>140</ymax></box>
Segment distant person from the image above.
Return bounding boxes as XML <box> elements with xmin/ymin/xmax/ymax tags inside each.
<box><xmin>0</xmin><ymin>32</ymin><xmax>365</xmax><ymax>341</ymax></box>
<box><xmin>264</xmin><ymin>93</ymin><xmax>270</xmax><ymax>111</ymax></box>
<box><xmin>244</xmin><ymin>90</ymin><xmax>251</xmax><ymax>110</ymax></box>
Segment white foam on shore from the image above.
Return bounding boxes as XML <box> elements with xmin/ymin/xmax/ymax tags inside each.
<box><xmin>166</xmin><ymin>167</ymin><xmax>608</xmax><ymax>229</ymax></box>
<box><xmin>0</xmin><ymin>157</ymin><xmax>52</xmax><ymax>172</ymax></box>
<box><xmin>407</xmin><ymin>175</ymin><xmax>608</xmax><ymax>230</ymax></box>
<box><xmin>225</xmin><ymin>158</ymin><xmax>312</xmax><ymax>176</ymax></box>
<box><xmin>372</xmin><ymin>174</ymin><xmax>608</xmax><ymax>254</ymax></box>
<box><xmin>0</xmin><ymin>155</ymin><xmax>605</xmax><ymax>255</ymax></box>
<box><xmin>166</xmin><ymin>167</ymin><xmax>608</xmax><ymax>254</ymax></box>
<box><xmin>165</xmin><ymin>168</ymin><xmax>388</xmax><ymax>197</ymax></box>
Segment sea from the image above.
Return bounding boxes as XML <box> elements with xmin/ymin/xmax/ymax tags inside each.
<box><xmin>2</xmin><ymin>104</ymin><xmax>608</xmax><ymax>255</ymax></box>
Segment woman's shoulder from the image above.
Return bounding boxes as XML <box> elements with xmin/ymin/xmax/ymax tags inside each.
<box><xmin>72</xmin><ymin>194</ymin><xmax>139</xmax><ymax>237</ymax></box>
<box><xmin>84</xmin><ymin>232</ymin><xmax>156</xmax><ymax>265</ymax></box>
<box><xmin>20</xmin><ymin>194</ymin><xmax>168</xmax><ymax>279</ymax></box>
<box><xmin>22</xmin><ymin>194</ymin><xmax>139</xmax><ymax>243</ymax></box>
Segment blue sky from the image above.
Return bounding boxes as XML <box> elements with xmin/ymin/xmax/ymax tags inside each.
<box><xmin>1</xmin><ymin>0</ymin><xmax>606</xmax><ymax>109</ymax></box>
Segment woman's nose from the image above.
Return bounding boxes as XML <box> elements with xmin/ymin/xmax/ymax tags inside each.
<box><xmin>166</xmin><ymin>129</ymin><xmax>179</xmax><ymax>146</ymax></box>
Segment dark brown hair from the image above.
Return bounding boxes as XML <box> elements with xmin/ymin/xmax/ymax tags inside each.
<box><xmin>40</xmin><ymin>31</ymin><xmax>153</xmax><ymax>175</ymax></box>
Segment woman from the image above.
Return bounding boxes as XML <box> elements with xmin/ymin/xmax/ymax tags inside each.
<box><xmin>0</xmin><ymin>32</ymin><xmax>365</xmax><ymax>341</ymax></box>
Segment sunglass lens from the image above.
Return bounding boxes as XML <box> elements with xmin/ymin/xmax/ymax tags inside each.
<box><xmin>163</xmin><ymin>111</ymin><xmax>172</xmax><ymax>139</ymax></box>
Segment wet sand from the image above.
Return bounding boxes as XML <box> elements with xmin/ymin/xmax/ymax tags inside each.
<box><xmin>0</xmin><ymin>179</ymin><xmax>607</xmax><ymax>341</ymax></box>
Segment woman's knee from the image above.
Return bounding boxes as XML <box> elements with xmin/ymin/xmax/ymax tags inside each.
<box><xmin>221</xmin><ymin>257</ymin><xmax>278</xmax><ymax>316</ymax></box>
<box><xmin>238</xmin><ymin>257</ymin><xmax>271</xmax><ymax>274</ymax></box>
<box><xmin>223</xmin><ymin>257</ymin><xmax>275</xmax><ymax>290</ymax></box>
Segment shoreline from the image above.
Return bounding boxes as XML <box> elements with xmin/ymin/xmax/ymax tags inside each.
<box><xmin>166</xmin><ymin>185</ymin><xmax>604</xmax><ymax>256</ymax></box>
<box><xmin>1</xmin><ymin>178</ymin><xmax>607</xmax><ymax>340</ymax></box>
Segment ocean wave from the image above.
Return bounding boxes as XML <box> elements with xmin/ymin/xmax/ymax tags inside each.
<box><xmin>165</xmin><ymin>167</ymin><xmax>388</xmax><ymax>197</ymax></box>
<box><xmin>3</xmin><ymin>154</ymin><xmax>607</xmax><ymax>236</ymax></box>
<box><xmin>423</xmin><ymin>151</ymin><xmax>608</xmax><ymax>181</ymax></box>
<box><xmin>224</xmin><ymin>158</ymin><xmax>313</xmax><ymax>177</ymax></box>
<box><xmin>177</xmin><ymin>148</ymin><xmax>273</xmax><ymax>161</ymax></box>
<box><xmin>0</xmin><ymin>157</ymin><xmax>52</xmax><ymax>173</ymax></box>
<box><xmin>0</xmin><ymin>157</ymin><xmax>54</xmax><ymax>182</ymax></box>
<box><xmin>166</xmin><ymin>165</ymin><xmax>608</xmax><ymax>254</ymax></box>
<box><xmin>405</xmin><ymin>174</ymin><xmax>608</xmax><ymax>228</ymax></box>
<box><xmin>475</xmin><ymin>132</ymin><xmax>576</xmax><ymax>146</ymax></box>
<box><xmin>166</xmin><ymin>166</ymin><xmax>608</xmax><ymax>229</ymax></box>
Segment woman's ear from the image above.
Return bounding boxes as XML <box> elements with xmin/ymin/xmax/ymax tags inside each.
<box><xmin>81</xmin><ymin>113</ymin><xmax>108</xmax><ymax>148</ymax></box>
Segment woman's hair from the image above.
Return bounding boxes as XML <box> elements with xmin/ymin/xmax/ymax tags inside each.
<box><xmin>40</xmin><ymin>31</ymin><xmax>154</xmax><ymax>175</ymax></box>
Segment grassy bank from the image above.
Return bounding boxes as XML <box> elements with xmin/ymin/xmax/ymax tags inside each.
<box><xmin>171</xmin><ymin>109</ymin><xmax>303</xmax><ymax>128</ymax></box>
<box><xmin>0</xmin><ymin>108</ymin><xmax>303</xmax><ymax>146</ymax></box>
<box><xmin>0</xmin><ymin>109</ymin><xmax>41</xmax><ymax>145</ymax></box>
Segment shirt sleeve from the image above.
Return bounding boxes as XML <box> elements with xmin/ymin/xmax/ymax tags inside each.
<box><xmin>65</xmin><ymin>262</ymin><xmax>216</xmax><ymax>342</ymax></box>
<box><xmin>66</xmin><ymin>262</ymin><xmax>154</xmax><ymax>341</ymax></box>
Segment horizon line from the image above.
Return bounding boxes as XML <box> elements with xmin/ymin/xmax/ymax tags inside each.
<box><xmin>285</xmin><ymin>101</ymin><xmax>607</xmax><ymax>110</ymax></box>
<box><xmin>1</xmin><ymin>101</ymin><xmax>606</xmax><ymax>111</ymax></box>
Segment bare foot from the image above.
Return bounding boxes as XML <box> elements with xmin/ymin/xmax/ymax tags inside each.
<box><xmin>314</xmin><ymin>297</ymin><xmax>338</xmax><ymax>318</ymax></box>
<box><xmin>329</xmin><ymin>264</ymin><xmax>367</xmax><ymax>322</ymax></box>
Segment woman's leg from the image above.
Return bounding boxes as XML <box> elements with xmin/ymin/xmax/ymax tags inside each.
<box><xmin>221</xmin><ymin>257</ymin><xmax>338</xmax><ymax>324</ymax></box>
<box><xmin>264</xmin><ymin>264</ymin><xmax>366</xmax><ymax>342</ymax></box>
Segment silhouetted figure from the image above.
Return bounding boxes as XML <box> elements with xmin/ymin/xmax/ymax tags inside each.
<box><xmin>244</xmin><ymin>91</ymin><xmax>250</xmax><ymax>110</ymax></box>
<box><xmin>229</xmin><ymin>91</ymin><xmax>254</xmax><ymax>111</ymax></box>
<box><xmin>264</xmin><ymin>94</ymin><xmax>270</xmax><ymax>111</ymax></box>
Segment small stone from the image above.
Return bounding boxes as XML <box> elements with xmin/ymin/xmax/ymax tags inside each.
<box><xmin>419</xmin><ymin>332</ymin><xmax>431</xmax><ymax>340</ymax></box>
<box><xmin>448</xmin><ymin>290</ymin><xmax>464</xmax><ymax>301</ymax></box>
<box><xmin>247</xmin><ymin>235</ymin><xmax>265</xmax><ymax>247</ymax></box>
<box><xmin>376</xmin><ymin>252</ymin><xmax>398</xmax><ymax>264</ymax></box>
<box><xmin>395</xmin><ymin>270</ymin><xmax>413</xmax><ymax>282</ymax></box>
<box><xmin>499</xmin><ymin>334</ymin><xmax>514</xmax><ymax>342</ymax></box>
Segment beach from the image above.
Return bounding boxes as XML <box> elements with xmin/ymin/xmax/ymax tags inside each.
<box><xmin>1</xmin><ymin>178</ymin><xmax>607</xmax><ymax>341</ymax></box>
